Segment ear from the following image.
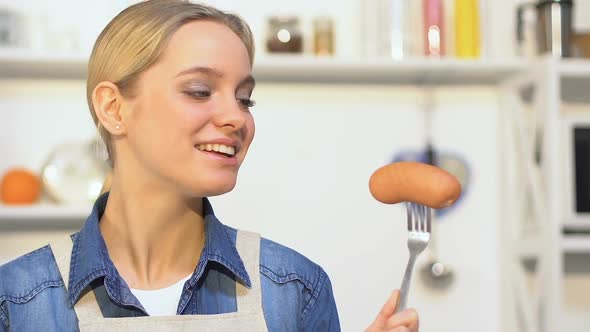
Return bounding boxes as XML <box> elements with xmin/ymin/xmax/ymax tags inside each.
<box><xmin>92</xmin><ymin>82</ymin><xmax>127</xmax><ymax>135</ymax></box>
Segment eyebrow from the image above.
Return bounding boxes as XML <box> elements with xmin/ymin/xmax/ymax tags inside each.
<box><xmin>176</xmin><ymin>66</ymin><xmax>256</xmax><ymax>88</ymax></box>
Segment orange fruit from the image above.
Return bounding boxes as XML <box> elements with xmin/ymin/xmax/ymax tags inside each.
<box><xmin>1</xmin><ymin>168</ymin><xmax>42</xmax><ymax>205</ymax></box>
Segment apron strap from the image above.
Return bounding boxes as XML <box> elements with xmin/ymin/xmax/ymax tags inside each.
<box><xmin>49</xmin><ymin>236</ymin><xmax>74</xmax><ymax>288</ymax></box>
<box><xmin>235</xmin><ymin>230</ymin><xmax>263</xmax><ymax>312</ymax></box>
<box><xmin>51</xmin><ymin>230</ymin><xmax>263</xmax><ymax>321</ymax></box>
<box><xmin>50</xmin><ymin>236</ymin><xmax>104</xmax><ymax>320</ymax></box>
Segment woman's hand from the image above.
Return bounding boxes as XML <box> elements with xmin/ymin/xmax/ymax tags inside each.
<box><xmin>365</xmin><ymin>290</ymin><xmax>419</xmax><ymax>332</ymax></box>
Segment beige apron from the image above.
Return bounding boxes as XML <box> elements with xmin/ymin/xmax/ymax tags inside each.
<box><xmin>50</xmin><ymin>231</ymin><xmax>269</xmax><ymax>332</ymax></box>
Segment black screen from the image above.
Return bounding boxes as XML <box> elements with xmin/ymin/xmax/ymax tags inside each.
<box><xmin>575</xmin><ymin>127</ymin><xmax>590</xmax><ymax>212</ymax></box>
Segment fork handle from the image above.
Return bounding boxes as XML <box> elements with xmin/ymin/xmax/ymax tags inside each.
<box><xmin>397</xmin><ymin>253</ymin><xmax>417</xmax><ymax>313</ymax></box>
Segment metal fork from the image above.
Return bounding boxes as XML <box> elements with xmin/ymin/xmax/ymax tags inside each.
<box><xmin>396</xmin><ymin>202</ymin><xmax>432</xmax><ymax>312</ymax></box>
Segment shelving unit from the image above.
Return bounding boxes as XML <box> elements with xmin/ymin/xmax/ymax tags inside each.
<box><xmin>0</xmin><ymin>49</ymin><xmax>528</xmax><ymax>84</ymax></box>
<box><xmin>499</xmin><ymin>55</ymin><xmax>590</xmax><ymax>332</ymax></box>
<box><xmin>562</xmin><ymin>235</ymin><xmax>590</xmax><ymax>254</ymax></box>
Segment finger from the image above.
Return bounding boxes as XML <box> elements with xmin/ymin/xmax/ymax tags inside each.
<box><xmin>387</xmin><ymin>327</ymin><xmax>411</xmax><ymax>332</ymax></box>
<box><xmin>374</xmin><ymin>290</ymin><xmax>401</xmax><ymax>324</ymax></box>
<box><xmin>385</xmin><ymin>308</ymin><xmax>419</xmax><ymax>332</ymax></box>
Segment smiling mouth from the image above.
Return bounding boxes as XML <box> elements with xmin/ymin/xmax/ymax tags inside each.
<box><xmin>196</xmin><ymin>143</ymin><xmax>236</xmax><ymax>157</ymax></box>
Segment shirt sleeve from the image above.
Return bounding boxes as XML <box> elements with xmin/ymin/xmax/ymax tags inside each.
<box><xmin>301</xmin><ymin>268</ymin><xmax>341</xmax><ymax>332</ymax></box>
<box><xmin>0</xmin><ymin>302</ymin><xmax>8</xmax><ymax>332</ymax></box>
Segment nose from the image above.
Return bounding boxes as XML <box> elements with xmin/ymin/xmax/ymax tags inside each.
<box><xmin>213</xmin><ymin>96</ymin><xmax>248</xmax><ymax>131</ymax></box>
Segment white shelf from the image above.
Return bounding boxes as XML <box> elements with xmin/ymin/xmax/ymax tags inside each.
<box><xmin>510</xmin><ymin>232</ymin><xmax>590</xmax><ymax>257</ymax></box>
<box><xmin>0</xmin><ymin>204</ymin><xmax>91</xmax><ymax>219</ymax></box>
<box><xmin>0</xmin><ymin>49</ymin><xmax>89</xmax><ymax>80</ymax></box>
<box><xmin>0</xmin><ymin>204</ymin><xmax>90</xmax><ymax>229</ymax></box>
<box><xmin>253</xmin><ymin>56</ymin><xmax>527</xmax><ymax>85</ymax></box>
<box><xmin>564</xmin><ymin>216</ymin><xmax>590</xmax><ymax>231</ymax></box>
<box><xmin>1</xmin><ymin>50</ymin><xmax>589</xmax><ymax>86</ymax></box>
<box><xmin>0</xmin><ymin>49</ymin><xmax>529</xmax><ymax>85</ymax></box>
<box><xmin>562</xmin><ymin>235</ymin><xmax>590</xmax><ymax>254</ymax></box>
<box><xmin>559</xmin><ymin>59</ymin><xmax>590</xmax><ymax>78</ymax></box>
<box><xmin>559</xmin><ymin>58</ymin><xmax>590</xmax><ymax>103</ymax></box>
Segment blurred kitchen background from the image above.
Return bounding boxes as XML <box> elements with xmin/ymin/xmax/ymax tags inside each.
<box><xmin>0</xmin><ymin>0</ymin><xmax>589</xmax><ymax>331</ymax></box>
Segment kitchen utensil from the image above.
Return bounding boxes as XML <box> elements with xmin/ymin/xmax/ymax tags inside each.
<box><xmin>419</xmin><ymin>258</ymin><xmax>455</xmax><ymax>289</ymax></box>
<box><xmin>421</xmin><ymin>88</ymin><xmax>456</xmax><ymax>290</ymax></box>
<box><xmin>517</xmin><ymin>0</ymin><xmax>574</xmax><ymax>57</ymax></box>
<box><xmin>397</xmin><ymin>202</ymin><xmax>432</xmax><ymax>312</ymax></box>
<box><xmin>419</xmin><ymin>213</ymin><xmax>455</xmax><ymax>290</ymax></box>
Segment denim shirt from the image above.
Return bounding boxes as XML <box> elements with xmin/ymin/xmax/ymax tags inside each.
<box><xmin>0</xmin><ymin>194</ymin><xmax>340</xmax><ymax>331</ymax></box>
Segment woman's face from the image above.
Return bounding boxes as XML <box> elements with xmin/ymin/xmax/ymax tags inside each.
<box><xmin>122</xmin><ymin>20</ymin><xmax>255</xmax><ymax>197</ymax></box>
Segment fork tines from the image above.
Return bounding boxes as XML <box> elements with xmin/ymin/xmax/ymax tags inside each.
<box><xmin>406</xmin><ymin>202</ymin><xmax>432</xmax><ymax>233</ymax></box>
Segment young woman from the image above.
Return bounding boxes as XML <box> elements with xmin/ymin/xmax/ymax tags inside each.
<box><xmin>0</xmin><ymin>1</ymin><xmax>418</xmax><ymax>331</ymax></box>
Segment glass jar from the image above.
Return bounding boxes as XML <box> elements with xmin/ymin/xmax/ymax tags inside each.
<box><xmin>313</xmin><ymin>16</ymin><xmax>334</xmax><ymax>56</ymax></box>
<box><xmin>266</xmin><ymin>16</ymin><xmax>303</xmax><ymax>53</ymax></box>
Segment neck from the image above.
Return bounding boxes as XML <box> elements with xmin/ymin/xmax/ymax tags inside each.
<box><xmin>99</xmin><ymin>176</ymin><xmax>205</xmax><ymax>290</ymax></box>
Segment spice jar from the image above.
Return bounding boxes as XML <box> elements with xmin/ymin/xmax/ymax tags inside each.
<box><xmin>266</xmin><ymin>16</ymin><xmax>303</xmax><ymax>53</ymax></box>
<box><xmin>313</xmin><ymin>16</ymin><xmax>334</xmax><ymax>56</ymax></box>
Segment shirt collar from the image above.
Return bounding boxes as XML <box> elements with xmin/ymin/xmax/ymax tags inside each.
<box><xmin>67</xmin><ymin>193</ymin><xmax>251</xmax><ymax>307</ymax></box>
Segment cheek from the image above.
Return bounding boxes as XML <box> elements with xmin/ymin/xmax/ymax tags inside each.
<box><xmin>157</xmin><ymin>95</ymin><xmax>209</xmax><ymax>138</ymax></box>
<box><xmin>246</xmin><ymin>114</ymin><xmax>256</xmax><ymax>143</ymax></box>
<box><xmin>239</xmin><ymin>116</ymin><xmax>255</xmax><ymax>164</ymax></box>
<box><xmin>132</xmin><ymin>98</ymin><xmax>196</xmax><ymax>157</ymax></box>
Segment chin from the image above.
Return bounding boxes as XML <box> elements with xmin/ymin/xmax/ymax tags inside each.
<box><xmin>191</xmin><ymin>178</ymin><xmax>238</xmax><ymax>197</ymax></box>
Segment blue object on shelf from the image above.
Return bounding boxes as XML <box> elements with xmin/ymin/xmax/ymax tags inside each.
<box><xmin>392</xmin><ymin>149</ymin><xmax>470</xmax><ymax>219</ymax></box>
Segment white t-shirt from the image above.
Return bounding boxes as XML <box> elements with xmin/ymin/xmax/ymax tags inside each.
<box><xmin>130</xmin><ymin>274</ymin><xmax>192</xmax><ymax>316</ymax></box>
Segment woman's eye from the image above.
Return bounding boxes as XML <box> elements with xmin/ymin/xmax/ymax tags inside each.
<box><xmin>184</xmin><ymin>90</ymin><xmax>211</xmax><ymax>99</ymax></box>
<box><xmin>238</xmin><ymin>98</ymin><xmax>256</xmax><ymax>109</ymax></box>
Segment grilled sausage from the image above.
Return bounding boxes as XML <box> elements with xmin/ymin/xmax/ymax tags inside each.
<box><xmin>369</xmin><ymin>161</ymin><xmax>461</xmax><ymax>209</ymax></box>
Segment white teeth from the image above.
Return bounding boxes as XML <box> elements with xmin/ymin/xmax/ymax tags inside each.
<box><xmin>196</xmin><ymin>143</ymin><xmax>236</xmax><ymax>156</ymax></box>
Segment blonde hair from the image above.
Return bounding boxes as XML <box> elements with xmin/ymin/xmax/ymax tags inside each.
<box><xmin>87</xmin><ymin>0</ymin><xmax>255</xmax><ymax>165</ymax></box>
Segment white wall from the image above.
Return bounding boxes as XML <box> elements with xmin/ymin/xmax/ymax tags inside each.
<box><xmin>211</xmin><ymin>85</ymin><xmax>502</xmax><ymax>332</ymax></box>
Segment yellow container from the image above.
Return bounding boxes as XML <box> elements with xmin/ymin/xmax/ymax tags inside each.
<box><xmin>454</xmin><ymin>0</ymin><xmax>480</xmax><ymax>58</ymax></box>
